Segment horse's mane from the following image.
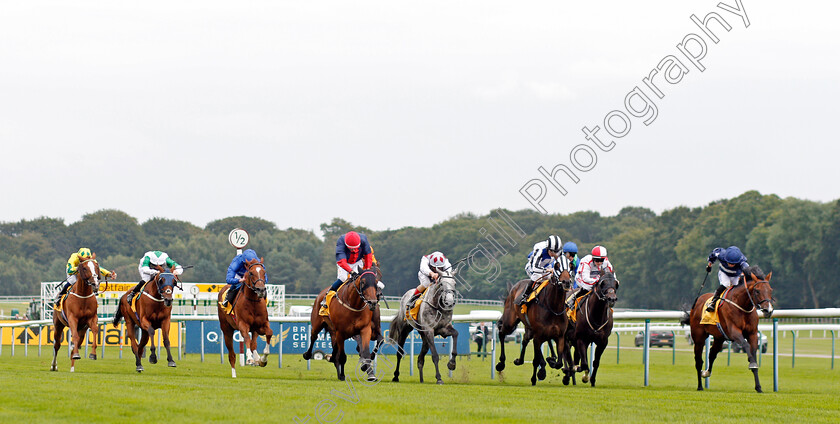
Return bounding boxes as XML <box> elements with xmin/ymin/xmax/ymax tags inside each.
<box><xmin>744</xmin><ymin>265</ymin><xmax>766</xmax><ymax>281</ymax></box>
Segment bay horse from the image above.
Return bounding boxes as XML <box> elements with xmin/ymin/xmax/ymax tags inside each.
<box><xmin>683</xmin><ymin>267</ymin><xmax>774</xmax><ymax>392</ymax></box>
<box><xmin>496</xmin><ymin>258</ymin><xmax>574</xmax><ymax>386</ymax></box>
<box><xmin>564</xmin><ymin>270</ymin><xmax>618</xmax><ymax>387</ymax></box>
<box><xmin>50</xmin><ymin>255</ymin><xmax>102</xmax><ymax>372</ymax></box>
<box><xmin>389</xmin><ymin>268</ymin><xmax>459</xmax><ymax>384</ymax></box>
<box><xmin>303</xmin><ymin>270</ymin><xmax>379</xmax><ymax>382</ymax></box>
<box><xmin>217</xmin><ymin>257</ymin><xmax>273</xmax><ymax>378</ymax></box>
<box><xmin>112</xmin><ymin>264</ymin><xmax>180</xmax><ymax>373</ymax></box>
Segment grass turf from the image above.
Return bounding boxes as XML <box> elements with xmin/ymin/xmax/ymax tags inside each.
<box><xmin>1</xmin><ymin>335</ymin><xmax>837</xmax><ymax>424</ymax></box>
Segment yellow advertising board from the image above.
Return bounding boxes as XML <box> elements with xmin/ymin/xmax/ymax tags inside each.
<box><xmin>0</xmin><ymin>320</ymin><xmax>178</xmax><ymax>346</ymax></box>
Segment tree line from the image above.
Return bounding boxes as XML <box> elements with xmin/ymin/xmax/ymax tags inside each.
<box><xmin>1</xmin><ymin>190</ymin><xmax>837</xmax><ymax>309</ymax></box>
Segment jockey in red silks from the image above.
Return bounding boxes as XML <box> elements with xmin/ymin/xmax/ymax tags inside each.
<box><xmin>320</xmin><ymin>231</ymin><xmax>375</xmax><ymax>311</ymax></box>
<box><xmin>566</xmin><ymin>245</ymin><xmax>615</xmax><ymax>309</ymax></box>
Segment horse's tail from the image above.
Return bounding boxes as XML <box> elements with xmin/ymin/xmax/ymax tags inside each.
<box><xmin>678</xmin><ymin>298</ymin><xmax>696</xmax><ymax>327</ymax></box>
<box><xmin>112</xmin><ymin>304</ymin><xmax>123</xmax><ymax>327</ymax></box>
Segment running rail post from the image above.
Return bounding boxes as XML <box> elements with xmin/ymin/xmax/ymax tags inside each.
<box><xmin>773</xmin><ymin>318</ymin><xmax>779</xmax><ymax>392</ymax></box>
<box><xmin>410</xmin><ymin>330</ymin><xmax>414</xmax><ymax>377</ymax></box>
<box><xmin>278</xmin><ymin>323</ymin><xmax>283</xmax><ymax>369</ymax></box>
<box><xmin>616</xmin><ymin>332</ymin><xmax>620</xmax><ymax>364</ymax></box>
<box><xmin>306</xmin><ymin>324</ymin><xmax>311</xmax><ymax>371</ymax></box>
<box><xmin>200</xmin><ymin>321</ymin><xmax>205</xmax><ymax>362</ymax></box>
<box><xmin>448</xmin><ymin>336</ymin><xmax>454</xmax><ymax>379</ymax></box>
<box><xmin>643</xmin><ymin>319</ymin><xmax>650</xmax><ymax>387</ymax></box>
<box><xmin>704</xmin><ymin>336</ymin><xmax>710</xmax><ymax>389</ymax></box>
<box><xmin>792</xmin><ymin>330</ymin><xmax>797</xmax><ymax>368</ymax></box>
<box><xmin>671</xmin><ymin>330</ymin><xmax>675</xmax><ymax>365</ymax></box>
<box><xmin>178</xmin><ymin>321</ymin><xmax>182</xmax><ymax>361</ymax></box>
<box><xmin>38</xmin><ymin>325</ymin><xmax>42</xmax><ymax>357</ymax></box>
<box><xmin>831</xmin><ymin>329</ymin><xmax>835</xmax><ymax>370</ymax></box>
<box><xmin>491</xmin><ymin>322</ymin><xmax>497</xmax><ymax>380</ymax></box>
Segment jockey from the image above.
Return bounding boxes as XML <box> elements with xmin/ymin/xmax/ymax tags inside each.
<box><xmin>518</xmin><ymin>235</ymin><xmax>562</xmax><ymax>305</ymax></box>
<box><xmin>705</xmin><ymin>246</ymin><xmax>750</xmax><ymax>312</ymax></box>
<box><xmin>409</xmin><ymin>251</ymin><xmax>451</xmax><ymax>304</ymax></box>
<box><xmin>566</xmin><ymin>245</ymin><xmax>615</xmax><ymax>309</ymax></box>
<box><xmin>320</xmin><ymin>231</ymin><xmax>374</xmax><ymax>311</ymax></box>
<box><xmin>127</xmin><ymin>251</ymin><xmax>183</xmax><ymax>297</ymax></box>
<box><xmin>54</xmin><ymin>248</ymin><xmax>116</xmax><ymax>303</ymax></box>
<box><xmin>562</xmin><ymin>241</ymin><xmax>580</xmax><ymax>284</ymax></box>
<box><xmin>220</xmin><ymin>249</ymin><xmax>265</xmax><ymax>307</ymax></box>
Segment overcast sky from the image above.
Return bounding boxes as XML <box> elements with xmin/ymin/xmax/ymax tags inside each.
<box><xmin>1</xmin><ymin>1</ymin><xmax>837</xmax><ymax>234</ymax></box>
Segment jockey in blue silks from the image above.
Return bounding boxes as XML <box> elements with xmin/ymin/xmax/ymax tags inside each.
<box><xmin>705</xmin><ymin>246</ymin><xmax>750</xmax><ymax>312</ymax></box>
<box><xmin>562</xmin><ymin>241</ymin><xmax>580</xmax><ymax>287</ymax></box>
<box><xmin>221</xmin><ymin>249</ymin><xmax>265</xmax><ymax>307</ymax></box>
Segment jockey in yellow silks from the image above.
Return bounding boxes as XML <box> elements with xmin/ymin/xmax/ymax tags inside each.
<box><xmin>53</xmin><ymin>248</ymin><xmax>116</xmax><ymax>302</ymax></box>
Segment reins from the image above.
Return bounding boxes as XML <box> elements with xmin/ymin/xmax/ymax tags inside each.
<box><xmin>335</xmin><ymin>271</ymin><xmax>378</xmax><ymax>312</ymax></box>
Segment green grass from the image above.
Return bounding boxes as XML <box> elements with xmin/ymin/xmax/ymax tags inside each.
<box><xmin>1</xmin><ymin>335</ymin><xmax>838</xmax><ymax>423</ymax></box>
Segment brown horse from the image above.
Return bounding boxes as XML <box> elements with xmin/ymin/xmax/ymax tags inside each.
<box><xmin>112</xmin><ymin>264</ymin><xmax>180</xmax><ymax>373</ymax></box>
<box><xmin>684</xmin><ymin>268</ymin><xmax>774</xmax><ymax>392</ymax></box>
<box><xmin>217</xmin><ymin>258</ymin><xmax>273</xmax><ymax>378</ymax></box>
<box><xmin>496</xmin><ymin>264</ymin><xmax>574</xmax><ymax>386</ymax></box>
<box><xmin>564</xmin><ymin>270</ymin><xmax>618</xmax><ymax>387</ymax></box>
<box><xmin>303</xmin><ymin>270</ymin><xmax>380</xmax><ymax>381</ymax></box>
<box><xmin>50</xmin><ymin>256</ymin><xmax>102</xmax><ymax>372</ymax></box>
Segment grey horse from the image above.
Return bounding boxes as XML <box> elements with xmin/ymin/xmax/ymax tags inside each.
<box><xmin>389</xmin><ymin>268</ymin><xmax>459</xmax><ymax>384</ymax></box>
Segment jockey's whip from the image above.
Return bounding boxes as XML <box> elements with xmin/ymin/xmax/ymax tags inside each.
<box><xmin>694</xmin><ymin>269</ymin><xmax>711</xmax><ymax>300</ymax></box>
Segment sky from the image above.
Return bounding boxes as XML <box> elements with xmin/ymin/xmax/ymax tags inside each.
<box><xmin>1</xmin><ymin>1</ymin><xmax>838</xmax><ymax>234</ymax></box>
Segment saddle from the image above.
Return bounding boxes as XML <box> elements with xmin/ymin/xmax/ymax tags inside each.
<box><xmin>566</xmin><ymin>290</ymin><xmax>592</xmax><ymax>323</ymax></box>
<box><xmin>53</xmin><ymin>293</ymin><xmax>68</xmax><ymax>313</ymax></box>
<box><xmin>406</xmin><ymin>290</ymin><xmax>429</xmax><ymax>321</ymax></box>
<box><xmin>700</xmin><ymin>287</ymin><xmax>732</xmax><ymax>325</ymax></box>
<box><xmin>519</xmin><ymin>278</ymin><xmax>551</xmax><ymax>315</ymax></box>
<box><xmin>220</xmin><ymin>286</ymin><xmax>235</xmax><ymax>316</ymax></box>
<box><xmin>319</xmin><ymin>279</ymin><xmax>351</xmax><ymax>317</ymax></box>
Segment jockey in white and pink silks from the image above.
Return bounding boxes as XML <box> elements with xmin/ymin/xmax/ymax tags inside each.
<box><xmin>566</xmin><ymin>245</ymin><xmax>616</xmax><ymax>309</ymax></box>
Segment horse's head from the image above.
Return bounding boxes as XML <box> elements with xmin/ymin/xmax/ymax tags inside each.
<box><xmin>153</xmin><ymin>266</ymin><xmax>178</xmax><ymax>307</ymax></box>
<box><xmin>354</xmin><ymin>270</ymin><xmax>379</xmax><ymax>311</ymax></box>
<box><xmin>747</xmin><ymin>271</ymin><xmax>774</xmax><ymax>318</ymax></box>
<box><xmin>595</xmin><ymin>270</ymin><xmax>619</xmax><ymax>307</ymax></box>
<box><xmin>434</xmin><ymin>268</ymin><xmax>458</xmax><ymax>311</ymax></box>
<box><xmin>77</xmin><ymin>255</ymin><xmax>101</xmax><ymax>295</ymax></box>
<box><xmin>244</xmin><ymin>258</ymin><xmax>267</xmax><ymax>300</ymax></box>
<box><xmin>553</xmin><ymin>254</ymin><xmax>574</xmax><ymax>290</ymax></box>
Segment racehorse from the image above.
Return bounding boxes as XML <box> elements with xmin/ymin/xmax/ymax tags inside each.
<box><xmin>51</xmin><ymin>255</ymin><xmax>103</xmax><ymax>372</ymax></box>
<box><xmin>683</xmin><ymin>267</ymin><xmax>774</xmax><ymax>392</ymax></box>
<box><xmin>496</xmin><ymin>257</ymin><xmax>574</xmax><ymax>386</ymax></box>
<box><xmin>112</xmin><ymin>264</ymin><xmax>180</xmax><ymax>373</ymax></box>
<box><xmin>216</xmin><ymin>258</ymin><xmax>273</xmax><ymax>378</ymax></box>
<box><xmin>564</xmin><ymin>270</ymin><xmax>618</xmax><ymax>387</ymax></box>
<box><xmin>389</xmin><ymin>268</ymin><xmax>459</xmax><ymax>384</ymax></box>
<box><xmin>303</xmin><ymin>270</ymin><xmax>380</xmax><ymax>381</ymax></box>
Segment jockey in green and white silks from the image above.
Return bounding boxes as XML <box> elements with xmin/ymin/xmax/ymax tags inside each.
<box><xmin>127</xmin><ymin>251</ymin><xmax>183</xmax><ymax>296</ymax></box>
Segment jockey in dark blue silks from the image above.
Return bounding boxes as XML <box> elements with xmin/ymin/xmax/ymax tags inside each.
<box><xmin>705</xmin><ymin>246</ymin><xmax>750</xmax><ymax>312</ymax></box>
<box><xmin>563</xmin><ymin>241</ymin><xmax>580</xmax><ymax>287</ymax></box>
<box><xmin>221</xmin><ymin>249</ymin><xmax>265</xmax><ymax>307</ymax></box>
<box><xmin>518</xmin><ymin>235</ymin><xmax>563</xmax><ymax>305</ymax></box>
<box><xmin>319</xmin><ymin>231</ymin><xmax>375</xmax><ymax>312</ymax></box>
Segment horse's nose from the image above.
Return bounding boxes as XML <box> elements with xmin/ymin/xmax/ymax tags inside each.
<box><xmin>164</xmin><ymin>299</ymin><xmax>173</xmax><ymax>307</ymax></box>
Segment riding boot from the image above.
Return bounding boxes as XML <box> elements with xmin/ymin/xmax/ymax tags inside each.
<box><xmin>408</xmin><ymin>289</ymin><xmax>422</xmax><ymax>305</ymax></box>
<box><xmin>129</xmin><ymin>281</ymin><xmax>145</xmax><ymax>297</ymax></box>
<box><xmin>516</xmin><ymin>282</ymin><xmax>535</xmax><ymax>305</ymax></box>
<box><xmin>321</xmin><ymin>278</ymin><xmax>344</xmax><ymax>308</ymax></box>
<box><xmin>706</xmin><ymin>285</ymin><xmax>726</xmax><ymax>312</ymax></box>
<box><xmin>565</xmin><ymin>288</ymin><xmax>580</xmax><ymax>309</ymax></box>
<box><xmin>53</xmin><ymin>283</ymin><xmax>70</xmax><ymax>303</ymax></box>
<box><xmin>222</xmin><ymin>286</ymin><xmax>238</xmax><ymax>307</ymax></box>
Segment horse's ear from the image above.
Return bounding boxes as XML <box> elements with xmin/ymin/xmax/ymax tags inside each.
<box><xmin>260</xmin><ymin>257</ymin><xmax>264</xmax><ymax>264</ymax></box>
<box><xmin>750</xmin><ymin>272</ymin><xmax>758</xmax><ymax>282</ymax></box>
<box><xmin>765</xmin><ymin>271</ymin><xmax>772</xmax><ymax>281</ymax></box>
<box><xmin>91</xmin><ymin>252</ymin><xmax>97</xmax><ymax>260</ymax></box>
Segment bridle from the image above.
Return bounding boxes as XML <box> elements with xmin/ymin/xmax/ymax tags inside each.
<box><xmin>143</xmin><ymin>272</ymin><xmax>179</xmax><ymax>306</ymax></box>
<box><xmin>352</xmin><ymin>270</ymin><xmax>379</xmax><ymax>310</ymax></box>
<box><xmin>583</xmin><ymin>273</ymin><xmax>617</xmax><ymax>332</ymax></box>
<box><xmin>70</xmin><ymin>259</ymin><xmax>100</xmax><ymax>298</ymax></box>
<box><xmin>725</xmin><ymin>278</ymin><xmax>773</xmax><ymax>317</ymax></box>
<box><xmin>243</xmin><ymin>262</ymin><xmax>267</xmax><ymax>300</ymax></box>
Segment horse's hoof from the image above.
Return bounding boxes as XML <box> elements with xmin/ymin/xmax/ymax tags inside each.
<box><xmin>392</xmin><ymin>376</ymin><xmax>400</xmax><ymax>382</ymax></box>
<box><xmin>72</xmin><ymin>354</ymin><xmax>81</xmax><ymax>360</ymax></box>
<box><xmin>302</xmin><ymin>352</ymin><xmax>311</xmax><ymax>360</ymax></box>
<box><xmin>168</xmin><ymin>361</ymin><xmax>176</xmax><ymax>368</ymax></box>
<box><xmin>149</xmin><ymin>355</ymin><xmax>158</xmax><ymax>365</ymax></box>
<box><xmin>513</xmin><ymin>358</ymin><xmax>523</xmax><ymax>366</ymax></box>
<box><xmin>338</xmin><ymin>375</ymin><xmax>345</xmax><ymax>381</ymax></box>
<box><xmin>136</xmin><ymin>366</ymin><xmax>144</xmax><ymax>373</ymax></box>
<box><xmin>367</xmin><ymin>374</ymin><xmax>378</xmax><ymax>382</ymax></box>
<box><xmin>537</xmin><ymin>368</ymin><xmax>546</xmax><ymax>381</ymax></box>
<box><xmin>574</xmin><ymin>365</ymin><xmax>582</xmax><ymax>373</ymax></box>
<box><xmin>70</xmin><ymin>366</ymin><xmax>75</xmax><ymax>373</ymax></box>
<box><xmin>495</xmin><ymin>362</ymin><xmax>505</xmax><ymax>372</ymax></box>
<box><xmin>697</xmin><ymin>386</ymin><xmax>704</xmax><ymax>391</ymax></box>
<box><xmin>701</xmin><ymin>370</ymin><xmax>711</xmax><ymax>378</ymax></box>
<box><xmin>436</xmin><ymin>380</ymin><xmax>444</xmax><ymax>385</ymax></box>
<box><xmin>50</xmin><ymin>366</ymin><xmax>57</xmax><ymax>372</ymax></box>
<box><xmin>755</xmin><ymin>387</ymin><xmax>763</xmax><ymax>393</ymax></box>
<box><xmin>259</xmin><ymin>360</ymin><xmax>268</xmax><ymax>368</ymax></box>
<box><xmin>447</xmin><ymin>361</ymin><xmax>456</xmax><ymax>371</ymax></box>
<box><xmin>562</xmin><ymin>376</ymin><xmax>570</xmax><ymax>386</ymax></box>
<box><xmin>590</xmin><ymin>380</ymin><xmax>596</xmax><ymax>387</ymax></box>
<box><xmin>232</xmin><ymin>369</ymin><xmax>237</xmax><ymax>378</ymax></box>
<box><xmin>546</xmin><ymin>358</ymin><xmax>556</xmax><ymax>368</ymax></box>
<box><xmin>582</xmin><ymin>375</ymin><xmax>590</xmax><ymax>384</ymax></box>
<box><xmin>748</xmin><ymin>362</ymin><xmax>758</xmax><ymax>369</ymax></box>
<box><xmin>531</xmin><ymin>378</ymin><xmax>537</xmax><ymax>386</ymax></box>
<box><xmin>89</xmin><ymin>354</ymin><xmax>97</xmax><ymax>360</ymax></box>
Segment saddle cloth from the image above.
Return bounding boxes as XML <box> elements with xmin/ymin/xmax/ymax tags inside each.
<box><xmin>566</xmin><ymin>290</ymin><xmax>592</xmax><ymax>323</ymax></box>
<box><xmin>319</xmin><ymin>279</ymin><xmax>351</xmax><ymax>317</ymax></box>
<box><xmin>220</xmin><ymin>286</ymin><xmax>235</xmax><ymax>315</ymax></box>
<box><xmin>406</xmin><ymin>290</ymin><xmax>429</xmax><ymax>321</ymax></box>
<box><xmin>519</xmin><ymin>278</ymin><xmax>551</xmax><ymax>315</ymax></box>
<box><xmin>53</xmin><ymin>294</ymin><xmax>68</xmax><ymax>313</ymax></box>
<box><xmin>699</xmin><ymin>287</ymin><xmax>732</xmax><ymax>325</ymax></box>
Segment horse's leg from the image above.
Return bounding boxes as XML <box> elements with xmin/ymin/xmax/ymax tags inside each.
<box><xmin>259</xmin><ymin>321</ymin><xmax>273</xmax><ymax>367</ymax></box>
<box><xmin>136</xmin><ymin>326</ymin><xmax>150</xmax><ymax>373</ymax></box>
<box><xmin>221</xmin><ymin>319</ymin><xmax>237</xmax><ymax>378</ymax></box>
<box><xmin>589</xmin><ymin>338</ymin><xmax>608</xmax><ymax>387</ymax></box>
<box><xmin>302</xmin><ymin>317</ymin><xmax>325</xmax><ymax>361</ymax></box>
<box><xmin>144</xmin><ymin>320</ymin><xmax>157</xmax><ymax>365</ymax></box>
<box><xmin>391</xmin><ymin>325</ymin><xmax>411</xmax><ymax>382</ymax></box>
<box><xmin>416</xmin><ymin>337</ymin><xmax>430</xmax><ymax>383</ymax></box>
<box><xmin>693</xmin><ymin>333</ymin><xmax>707</xmax><ymax>390</ymax></box>
<box><xmin>51</xmin><ymin>321</ymin><xmax>65</xmax><ymax>371</ymax></box>
<box><xmin>702</xmin><ymin>336</ymin><xmax>726</xmax><ymax>379</ymax></box>
<box><xmin>161</xmin><ymin>319</ymin><xmax>176</xmax><ymax>367</ymax></box>
<box><xmin>546</xmin><ymin>339</ymin><xmax>558</xmax><ymax>369</ymax></box>
<box><xmin>576</xmin><ymin>337</ymin><xmax>590</xmax><ymax>383</ymax></box>
<box><xmin>359</xmin><ymin>326</ymin><xmax>376</xmax><ymax>381</ymax></box>
<box><xmin>740</xmin><ymin>332</ymin><xmax>763</xmax><ymax>393</ymax></box>
<box><xmin>495</xmin><ymin>318</ymin><xmax>513</xmax><ymax>372</ymax></box>
<box><xmin>87</xmin><ymin>315</ymin><xmax>99</xmax><ymax>360</ymax></box>
<box><xmin>514</xmin><ymin>329</ymin><xmax>532</xmax><ymax>366</ymax></box>
<box><xmin>334</xmin><ymin>334</ymin><xmax>347</xmax><ymax>381</ymax></box>
<box><xmin>531</xmin><ymin>339</ymin><xmax>546</xmax><ymax>386</ymax></box>
<box><xmin>124</xmin><ymin>317</ymin><xmax>142</xmax><ymax>372</ymax></box>
<box><xmin>439</xmin><ymin>323</ymin><xmax>459</xmax><ymax>371</ymax></box>
<box><xmin>65</xmin><ymin>315</ymin><xmax>81</xmax><ymax>372</ymax></box>
<box><xmin>235</xmin><ymin>319</ymin><xmax>254</xmax><ymax>366</ymax></box>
